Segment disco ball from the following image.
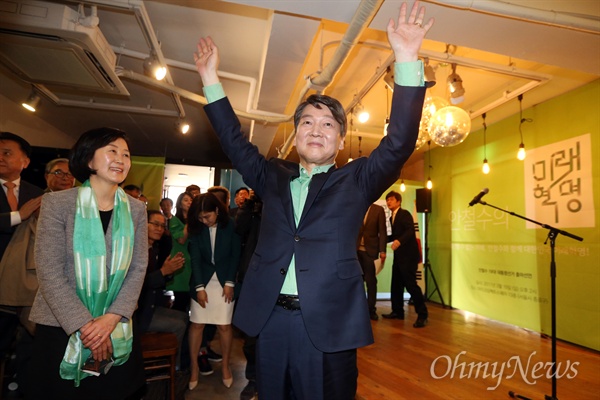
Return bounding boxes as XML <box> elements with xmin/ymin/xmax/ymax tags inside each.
<box><xmin>428</xmin><ymin>106</ymin><xmax>472</xmax><ymax>147</ymax></box>
<box><xmin>416</xmin><ymin>96</ymin><xmax>449</xmax><ymax>150</ymax></box>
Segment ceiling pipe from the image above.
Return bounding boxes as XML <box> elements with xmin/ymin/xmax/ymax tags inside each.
<box><xmin>277</xmin><ymin>0</ymin><xmax>385</xmax><ymax>159</ymax></box>
<box><xmin>425</xmin><ymin>0</ymin><xmax>599</xmax><ymax>34</ymax></box>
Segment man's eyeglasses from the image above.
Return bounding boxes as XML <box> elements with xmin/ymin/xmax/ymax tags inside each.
<box><xmin>48</xmin><ymin>170</ymin><xmax>74</xmax><ymax>179</ymax></box>
<box><xmin>148</xmin><ymin>221</ymin><xmax>167</xmax><ymax>229</ymax></box>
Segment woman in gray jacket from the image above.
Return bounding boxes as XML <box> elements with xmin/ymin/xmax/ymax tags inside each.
<box><xmin>27</xmin><ymin>128</ymin><xmax>148</xmax><ymax>400</ymax></box>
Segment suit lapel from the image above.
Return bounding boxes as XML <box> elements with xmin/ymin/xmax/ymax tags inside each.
<box><xmin>277</xmin><ymin>165</ymin><xmax>298</xmax><ymax>231</ymax></box>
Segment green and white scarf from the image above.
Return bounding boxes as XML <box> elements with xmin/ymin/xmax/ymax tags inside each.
<box><xmin>60</xmin><ymin>180</ymin><xmax>135</xmax><ymax>386</ymax></box>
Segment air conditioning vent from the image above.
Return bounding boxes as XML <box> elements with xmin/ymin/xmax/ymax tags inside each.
<box><xmin>0</xmin><ymin>0</ymin><xmax>129</xmax><ymax>95</ymax></box>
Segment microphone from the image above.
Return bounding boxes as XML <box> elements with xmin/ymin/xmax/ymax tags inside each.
<box><xmin>468</xmin><ymin>188</ymin><xmax>489</xmax><ymax>206</ymax></box>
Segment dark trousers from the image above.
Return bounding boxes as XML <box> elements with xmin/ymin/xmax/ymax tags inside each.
<box><xmin>357</xmin><ymin>250</ymin><xmax>377</xmax><ymax>313</ymax></box>
<box><xmin>256</xmin><ymin>306</ymin><xmax>357</xmax><ymax>400</ymax></box>
<box><xmin>242</xmin><ymin>333</ymin><xmax>256</xmax><ymax>381</ymax></box>
<box><xmin>0</xmin><ymin>310</ymin><xmax>18</xmax><ymax>359</ymax></box>
<box><xmin>391</xmin><ymin>259</ymin><xmax>428</xmax><ymax>318</ymax></box>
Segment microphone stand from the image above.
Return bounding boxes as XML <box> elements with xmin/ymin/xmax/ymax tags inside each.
<box><xmin>475</xmin><ymin>200</ymin><xmax>583</xmax><ymax>400</ymax></box>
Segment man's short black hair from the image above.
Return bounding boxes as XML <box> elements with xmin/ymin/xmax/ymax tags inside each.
<box><xmin>386</xmin><ymin>190</ymin><xmax>401</xmax><ymax>202</ymax></box>
<box><xmin>235</xmin><ymin>187</ymin><xmax>249</xmax><ymax>196</ymax></box>
<box><xmin>0</xmin><ymin>131</ymin><xmax>33</xmax><ymax>158</ymax></box>
<box><xmin>123</xmin><ymin>184</ymin><xmax>141</xmax><ymax>191</ymax></box>
<box><xmin>293</xmin><ymin>94</ymin><xmax>347</xmax><ymax>138</ymax></box>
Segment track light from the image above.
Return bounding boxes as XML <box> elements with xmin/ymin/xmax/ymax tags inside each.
<box><xmin>178</xmin><ymin>121</ymin><xmax>190</xmax><ymax>134</ymax></box>
<box><xmin>143</xmin><ymin>51</ymin><xmax>167</xmax><ymax>81</ymax></box>
<box><xmin>22</xmin><ymin>90</ymin><xmax>40</xmax><ymax>112</ymax></box>
<box><xmin>423</xmin><ymin>57</ymin><xmax>436</xmax><ymax>88</ymax></box>
<box><xmin>447</xmin><ymin>63</ymin><xmax>465</xmax><ymax>105</ymax></box>
<box><xmin>354</xmin><ymin>103</ymin><xmax>369</xmax><ymax>123</ymax></box>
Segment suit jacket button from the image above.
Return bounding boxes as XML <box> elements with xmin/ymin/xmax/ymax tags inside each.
<box><xmin>280</xmin><ymin>268</ymin><xmax>286</xmax><ymax>275</ymax></box>
<box><xmin>294</xmin><ymin>235</ymin><xmax>300</xmax><ymax>242</ymax></box>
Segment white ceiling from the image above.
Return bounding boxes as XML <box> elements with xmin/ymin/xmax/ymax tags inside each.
<box><xmin>0</xmin><ymin>0</ymin><xmax>598</xmax><ymax>182</ymax></box>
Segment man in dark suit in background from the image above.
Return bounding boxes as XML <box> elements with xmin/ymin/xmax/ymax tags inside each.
<box><xmin>0</xmin><ymin>131</ymin><xmax>44</xmax><ymax>380</ymax></box>
<box><xmin>357</xmin><ymin>203</ymin><xmax>387</xmax><ymax>321</ymax></box>
<box><xmin>193</xmin><ymin>2</ymin><xmax>434</xmax><ymax>398</ymax></box>
<box><xmin>383</xmin><ymin>190</ymin><xmax>428</xmax><ymax>328</ymax></box>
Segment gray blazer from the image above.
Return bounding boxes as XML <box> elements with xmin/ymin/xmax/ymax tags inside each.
<box><xmin>30</xmin><ymin>188</ymin><xmax>148</xmax><ymax>335</ymax></box>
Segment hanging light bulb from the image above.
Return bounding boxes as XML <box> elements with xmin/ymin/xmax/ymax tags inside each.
<box><xmin>400</xmin><ymin>180</ymin><xmax>406</xmax><ymax>193</ymax></box>
<box><xmin>426</xmin><ymin>140</ymin><xmax>433</xmax><ymax>189</ymax></box>
<box><xmin>517</xmin><ymin>143</ymin><xmax>526</xmax><ymax>161</ymax></box>
<box><xmin>481</xmin><ymin>113</ymin><xmax>490</xmax><ymax>174</ymax></box>
<box><xmin>482</xmin><ymin>159</ymin><xmax>490</xmax><ymax>174</ymax></box>
<box><xmin>516</xmin><ymin>94</ymin><xmax>531</xmax><ymax>160</ymax></box>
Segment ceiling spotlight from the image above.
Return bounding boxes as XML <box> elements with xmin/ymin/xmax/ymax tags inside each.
<box><xmin>447</xmin><ymin>63</ymin><xmax>465</xmax><ymax>105</ymax></box>
<box><xmin>424</xmin><ymin>57</ymin><xmax>436</xmax><ymax>88</ymax></box>
<box><xmin>143</xmin><ymin>51</ymin><xmax>167</xmax><ymax>81</ymax></box>
<box><xmin>354</xmin><ymin>103</ymin><xmax>369</xmax><ymax>123</ymax></box>
<box><xmin>178</xmin><ymin>121</ymin><xmax>190</xmax><ymax>134</ymax></box>
<box><xmin>22</xmin><ymin>90</ymin><xmax>40</xmax><ymax>112</ymax></box>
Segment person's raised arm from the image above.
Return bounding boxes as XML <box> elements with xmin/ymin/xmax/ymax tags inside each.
<box><xmin>194</xmin><ymin>36</ymin><xmax>221</xmax><ymax>87</ymax></box>
<box><xmin>387</xmin><ymin>1</ymin><xmax>434</xmax><ymax>64</ymax></box>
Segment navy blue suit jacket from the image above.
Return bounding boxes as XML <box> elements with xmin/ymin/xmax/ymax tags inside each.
<box><xmin>203</xmin><ymin>84</ymin><xmax>425</xmax><ymax>352</ymax></box>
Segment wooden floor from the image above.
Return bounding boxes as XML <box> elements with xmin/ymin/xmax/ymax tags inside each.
<box><xmin>178</xmin><ymin>300</ymin><xmax>600</xmax><ymax>400</ymax></box>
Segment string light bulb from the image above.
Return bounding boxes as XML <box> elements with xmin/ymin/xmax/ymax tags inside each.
<box><xmin>426</xmin><ymin>140</ymin><xmax>433</xmax><ymax>189</ymax></box>
<box><xmin>481</xmin><ymin>113</ymin><xmax>490</xmax><ymax>174</ymax></box>
<box><xmin>517</xmin><ymin>94</ymin><xmax>532</xmax><ymax>160</ymax></box>
<box><xmin>517</xmin><ymin>143</ymin><xmax>526</xmax><ymax>161</ymax></box>
<box><xmin>400</xmin><ymin>180</ymin><xmax>406</xmax><ymax>193</ymax></box>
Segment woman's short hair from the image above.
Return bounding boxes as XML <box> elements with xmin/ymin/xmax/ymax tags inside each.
<box><xmin>293</xmin><ymin>94</ymin><xmax>347</xmax><ymax>138</ymax></box>
<box><xmin>188</xmin><ymin>192</ymin><xmax>229</xmax><ymax>234</ymax></box>
<box><xmin>69</xmin><ymin>127</ymin><xmax>130</xmax><ymax>183</ymax></box>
